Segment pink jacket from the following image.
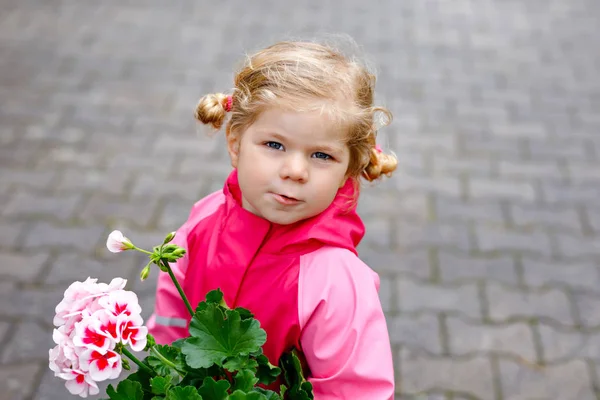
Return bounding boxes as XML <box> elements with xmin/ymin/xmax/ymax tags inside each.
<box><xmin>147</xmin><ymin>170</ymin><xmax>395</xmax><ymax>399</ymax></box>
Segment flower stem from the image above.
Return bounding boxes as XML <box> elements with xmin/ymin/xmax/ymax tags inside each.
<box><xmin>151</xmin><ymin>346</ymin><xmax>185</xmax><ymax>378</ymax></box>
<box><xmin>133</xmin><ymin>246</ymin><xmax>154</xmax><ymax>256</ymax></box>
<box><xmin>121</xmin><ymin>347</ymin><xmax>155</xmax><ymax>376</ymax></box>
<box><xmin>162</xmin><ymin>260</ymin><xmax>194</xmax><ymax>317</ymax></box>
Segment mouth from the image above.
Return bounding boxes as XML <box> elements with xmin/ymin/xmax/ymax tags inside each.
<box><xmin>271</xmin><ymin>193</ymin><xmax>302</xmax><ymax>205</ymax></box>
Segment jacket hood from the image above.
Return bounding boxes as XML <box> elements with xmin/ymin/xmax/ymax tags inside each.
<box><xmin>223</xmin><ymin>169</ymin><xmax>365</xmax><ymax>255</ymax></box>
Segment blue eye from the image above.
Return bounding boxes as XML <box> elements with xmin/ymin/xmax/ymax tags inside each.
<box><xmin>265</xmin><ymin>141</ymin><xmax>284</xmax><ymax>150</ymax></box>
<box><xmin>313</xmin><ymin>152</ymin><xmax>332</xmax><ymax>160</ymax></box>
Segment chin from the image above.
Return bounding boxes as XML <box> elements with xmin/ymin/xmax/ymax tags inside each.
<box><xmin>262</xmin><ymin>212</ymin><xmax>305</xmax><ymax>226</ymax></box>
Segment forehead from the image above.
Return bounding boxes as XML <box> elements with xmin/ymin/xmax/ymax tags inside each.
<box><xmin>249</xmin><ymin>107</ymin><xmax>348</xmax><ymax>145</ymax></box>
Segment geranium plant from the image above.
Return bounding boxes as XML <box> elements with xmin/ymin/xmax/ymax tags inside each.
<box><xmin>50</xmin><ymin>230</ymin><xmax>313</xmax><ymax>399</ymax></box>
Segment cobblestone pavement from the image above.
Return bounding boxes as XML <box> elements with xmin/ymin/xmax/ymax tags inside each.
<box><xmin>1</xmin><ymin>0</ymin><xmax>600</xmax><ymax>399</ymax></box>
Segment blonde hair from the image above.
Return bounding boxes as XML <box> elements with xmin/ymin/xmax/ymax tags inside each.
<box><xmin>195</xmin><ymin>40</ymin><xmax>397</xmax><ymax>182</ymax></box>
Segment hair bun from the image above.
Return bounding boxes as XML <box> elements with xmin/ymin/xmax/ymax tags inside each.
<box><xmin>363</xmin><ymin>147</ymin><xmax>398</xmax><ymax>181</ymax></box>
<box><xmin>194</xmin><ymin>93</ymin><xmax>230</xmax><ymax>130</ymax></box>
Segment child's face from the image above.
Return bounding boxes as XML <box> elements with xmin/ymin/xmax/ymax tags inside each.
<box><xmin>227</xmin><ymin>107</ymin><xmax>350</xmax><ymax>225</ymax></box>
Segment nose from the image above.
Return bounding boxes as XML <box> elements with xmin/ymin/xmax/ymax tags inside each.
<box><xmin>279</xmin><ymin>153</ymin><xmax>308</xmax><ymax>182</ymax></box>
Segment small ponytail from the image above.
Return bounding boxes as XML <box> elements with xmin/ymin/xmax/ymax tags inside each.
<box><xmin>194</xmin><ymin>93</ymin><xmax>231</xmax><ymax>130</ymax></box>
<box><xmin>362</xmin><ymin>147</ymin><xmax>398</xmax><ymax>181</ymax></box>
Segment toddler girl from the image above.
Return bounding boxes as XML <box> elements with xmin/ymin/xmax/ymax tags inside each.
<box><xmin>148</xmin><ymin>39</ymin><xmax>398</xmax><ymax>399</ymax></box>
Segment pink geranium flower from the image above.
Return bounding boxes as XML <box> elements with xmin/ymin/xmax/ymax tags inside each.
<box><xmin>79</xmin><ymin>348</ymin><xmax>122</xmax><ymax>382</ymax></box>
<box><xmin>117</xmin><ymin>314</ymin><xmax>148</xmax><ymax>352</ymax></box>
<box><xmin>72</xmin><ymin>312</ymin><xmax>116</xmax><ymax>354</ymax></box>
<box><xmin>58</xmin><ymin>369</ymin><xmax>100</xmax><ymax>398</ymax></box>
<box><xmin>98</xmin><ymin>289</ymin><xmax>142</xmax><ymax>318</ymax></box>
<box><xmin>51</xmin><ymin>275</ymin><xmax>148</xmax><ymax>398</ymax></box>
<box><xmin>106</xmin><ymin>230</ymin><xmax>133</xmax><ymax>253</ymax></box>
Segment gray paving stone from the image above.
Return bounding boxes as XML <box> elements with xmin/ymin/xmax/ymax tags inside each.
<box><xmin>573</xmin><ymin>292</ymin><xmax>600</xmax><ymax>328</ymax></box>
<box><xmin>499</xmin><ymin>159</ymin><xmax>564</xmax><ymax>180</ymax></box>
<box><xmin>2</xmin><ymin>191</ymin><xmax>82</xmax><ymax>221</ymax></box>
<box><xmin>486</xmin><ymin>283</ymin><xmax>575</xmax><ymax>326</ymax></box>
<box><xmin>394</xmin><ymin>174</ymin><xmax>463</xmax><ymax>198</ymax></box>
<box><xmin>522</xmin><ymin>258</ymin><xmax>600</xmax><ymax>293</ymax></box>
<box><xmin>446</xmin><ymin>317</ymin><xmax>536</xmax><ymax>362</ymax></box>
<box><xmin>397</xmin><ymin>278</ymin><xmax>481</xmax><ymax>319</ymax></box>
<box><xmin>588</xmin><ymin>209</ymin><xmax>600</xmax><ymax>234</ymax></box>
<box><xmin>377</xmin><ymin>274</ymin><xmax>395</xmax><ymax>314</ymax></box>
<box><xmin>538</xmin><ymin>324</ymin><xmax>600</xmax><ymax>363</ymax></box>
<box><xmin>565</xmin><ymin>162</ymin><xmax>600</xmax><ymax>184</ymax></box>
<box><xmin>474</xmin><ymin>226</ymin><xmax>552</xmax><ymax>256</ymax></box>
<box><xmin>1</xmin><ymin>321</ymin><xmax>54</xmax><ymax>364</ymax></box>
<box><xmin>431</xmin><ymin>153</ymin><xmax>494</xmax><ymax>177</ymax></box>
<box><xmin>359</xmin><ymin>248</ymin><xmax>431</xmax><ymax>279</ymax></box>
<box><xmin>395</xmin><ymin>132</ymin><xmax>456</xmax><ymax>155</ymax></box>
<box><xmin>396</xmin><ymin>221</ymin><xmax>472</xmax><ymax>252</ymax></box>
<box><xmin>389</xmin><ymin>314</ymin><xmax>442</xmax><ymax>354</ymax></box>
<box><xmin>438</xmin><ymin>252</ymin><xmax>518</xmax><ymax>285</ymax></box>
<box><xmin>0</xmin><ymin>220</ymin><xmax>27</xmax><ymax>250</ymax></box>
<box><xmin>434</xmin><ymin>197</ymin><xmax>506</xmax><ymax>225</ymax></box>
<box><xmin>44</xmin><ymin>252</ymin><xmax>139</xmax><ymax>286</ymax></box>
<box><xmin>541</xmin><ymin>181</ymin><xmax>600</xmax><ymax>205</ymax></box>
<box><xmin>459</xmin><ymin>132</ymin><xmax>526</xmax><ymax>159</ymax></box>
<box><xmin>468</xmin><ymin>178</ymin><xmax>536</xmax><ymax>203</ymax></box>
<box><xmin>0</xmin><ymin>251</ymin><xmax>49</xmax><ymax>281</ymax></box>
<box><xmin>156</xmin><ymin>198</ymin><xmax>196</xmax><ymax>231</ymax></box>
<box><xmin>0</xmin><ymin>284</ymin><xmax>67</xmax><ymax>325</ymax></box>
<box><xmin>130</xmin><ymin>173</ymin><xmax>206</xmax><ymax>203</ymax></box>
<box><xmin>358</xmin><ymin>190</ymin><xmax>429</xmax><ymax>220</ymax></box>
<box><xmin>54</xmin><ymin>168</ymin><xmax>133</xmax><ymax>197</ymax></box>
<box><xmin>554</xmin><ymin>233</ymin><xmax>600</xmax><ymax>260</ymax></box>
<box><xmin>498</xmin><ymin>358</ymin><xmax>596</xmax><ymax>400</ymax></box>
<box><xmin>0</xmin><ymin>169</ymin><xmax>57</xmax><ymax>192</ymax></box>
<box><xmin>363</xmin><ymin>216</ymin><xmax>394</xmax><ymax>249</ymax></box>
<box><xmin>0</xmin><ymin>362</ymin><xmax>43</xmax><ymax>400</ymax></box>
<box><xmin>528</xmin><ymin>137</ymin><xmax>589</xmax><ymax>160</ymax></box>
<box><xmin>78</xmin><ymin>195</ymin><xmax>160</xmax><ymax>229</ymax></box>
<box><xmin>510</xmin><ymin>203</ymin><xmax>582</xmax><ymax>233</ymax></box>
<box><xmin>22</xmin><ymin>222</ymin><xmax>105</xmax><ymax>253</ymax></box>
<box><xmin>0</xmin><ymin>321</ymin><xmax>11</xmax><ymax>344</ymax></box>
<box><xmin>400</xmin><ymin>349</ymin><xmax>495</xmax><ymax>400</ymax></box>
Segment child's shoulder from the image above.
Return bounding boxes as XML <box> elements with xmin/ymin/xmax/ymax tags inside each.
<box><xmin>299</xmin><ymin>246</ymin><xmax>380</xmax><ymax>291</ymax></box>
<box><xmin>179</xmin><ymin>190</ymin><xmax>225</xmax><ymax>232</ymax></box>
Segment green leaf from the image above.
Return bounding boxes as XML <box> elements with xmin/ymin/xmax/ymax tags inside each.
<box><xmin>236</xmin><ymin>307</ymin><xmax>254</xmax><ymax>320</ymax></box>
<box><xmin>223</xmin><ymin>355</ymin><xmax>258</xmax><ymax>372</ymax></box>
<box><xmin>279</xmin><ymin>350</ymin><xmax>305</xmax><ymax>387</ymax></box>
<box><xmin>197</xmin><ymin>377</ymin><xmax>230</xmax><ymax>400</ymax></box>
<box><xmin>125</xmin><ymin>367</ymin><xmax>153</xmax><ymax>390</ymax></box>
<box><xmin>228</xmin><ymin>390</ymin><xmax>268</xmax><ymax>400</ymax></box>
<box><xmin>150</xmin><ymin>376</ymin><xmax>172</xmax><ymax>395</ymax></box>
<box><xmin>179</xmin><ymin>364</ymin><xmax>225</xmax><ymax>388</ymax></box>
<box><xmin>182</xmin><ymin>304</ymin><xmax>266</xmax><ymax>369</ymax></box>
<box><xmin>165</xmin><ymin>386</ymin><xmax>202</xmax><ymax>400</ymax></box>
<box><xmin>147</xmin><ymin>345</ymin><xmax>186</xmax><ymax>377</ymax></box>
<box><xmin>233</xmin><ymin>369</ymin><xmax>259</xmax><ymax>392</ymax></box>
<box><xmin>205</xmin><ymin>289</ymin><xmax>225</xmax><ymax>305</ymax></box>
<box><xmin>279</xmin><ymin>350</ymin><xmax>313</xmax><ymax>399</ymax></box>
<box><xmin>252</xmin><ymin>388</ymin><xmax>281</xmax><ymax>400</ymax></box>
<box><xmin>255</xmin><ymin>354</ymin><xmax>280</xmax><ymax>385</ymax></box>
<box><xmin>105</xmin><ymin>380</ymin><xmax>144</xmax><ymax>400</ymax></box>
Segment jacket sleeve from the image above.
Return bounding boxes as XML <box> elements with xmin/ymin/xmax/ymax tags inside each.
<box><xmin>298</xmin><ymin>248</ymin><xmax>395</xmax><ymax>399</ymax></box>
<box><xmin>146</xmin><ymin>191</ymin><xmax>224</xmax><ymax>344</ymax></box>
<box><xmin>146</xmin><ymin>219</ymin><xmax>192</xmax><ymax>344</ymax></box>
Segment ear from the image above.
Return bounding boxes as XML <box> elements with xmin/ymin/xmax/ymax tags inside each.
<box><xmin>226</xmin><ymin>131</ymin><xmax>241</xmax><ymax>168</ymax></box>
